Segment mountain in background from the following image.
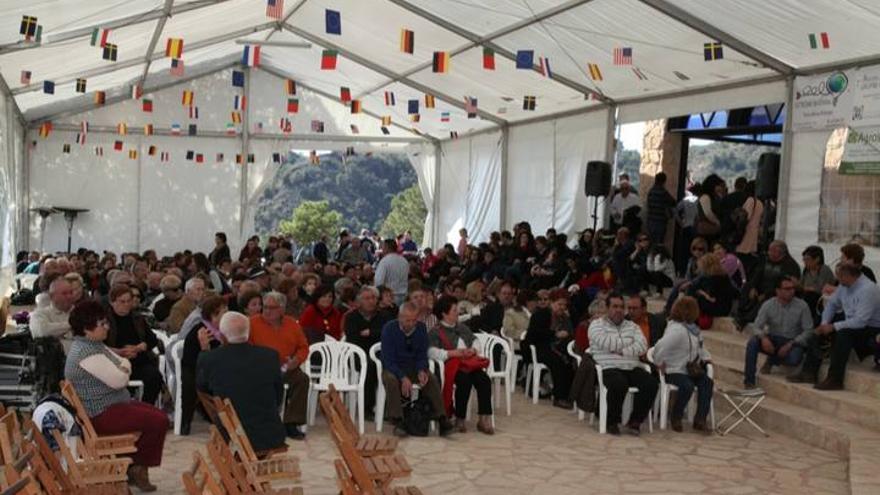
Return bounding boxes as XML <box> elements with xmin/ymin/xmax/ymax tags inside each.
<box><xmin>254</xmin><ymin>152</ymin><xmax>417</xmax><ymax>235</ymax></box>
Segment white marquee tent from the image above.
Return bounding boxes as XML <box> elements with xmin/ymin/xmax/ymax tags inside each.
<box><xmin>2</xmin><ymin>0</ymin><xmax>880</xmax><ymax>288</ymax></box>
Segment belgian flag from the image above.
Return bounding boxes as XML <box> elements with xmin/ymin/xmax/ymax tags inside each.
<box><xmin>400</xmin><ymin>29</ymin><xmax>414</xmax><ymax>54</ymax></box>
<box><xmin>350</xmin><ymin>100</ymin><xmax>362</xmax><ymax>114</ymax></box>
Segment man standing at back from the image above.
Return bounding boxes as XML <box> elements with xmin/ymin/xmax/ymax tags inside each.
<box><xmin>375</xmin><ymin>239</ymin><xmax>410</xmax><ymax>305</ymax></box>
<box><xmin>197</xmin><ymin>312</ymin><xmax>286</xmax><ymax>453</ymax></box>
<box><xmin>645</xmin><ymin>172</ymin><xmax>677</xmax><ymax>245</ymax></box>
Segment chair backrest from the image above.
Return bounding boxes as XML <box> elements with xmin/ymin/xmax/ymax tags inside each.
<box><xmin>206</xmin><ymin>426</ymin><xmax>250</xmax><ymax>495</ymax></box>
<box><xmin>645</xmin><ymin>347</ymin><xmax>656</xmax><ymax>364</ymax></box>
<box><xmin>334</xmin><ymin>459</ymin><xmax>359</xmax><ymax>495</ymax></box>
<box><xmin>215</xmin><ymin>399</ymin><xmax>259</xmax><ymax>463</ymax></box>
<box><xmin>197</xmin><ymin>391</ymin><xmax>223</xmax><ymax>429</ymax></box>
<box><xmin>22</xmin><ymin>419</ymin><xmax>73</xmax><ymax>494</ymax></box>
<box><xmin>325</xmin><ymin>411</ymin><xmax>374</xmax><ymax>495</ymax></box>
<box><xmin>321</xmin><ymin>385</ymin><xmax>359</xmax><ymax>442</ymax></box>
<box><xmin>475</xmin><ymin>333</ymin><xmax>512</xmax><ymax>376</ymax></box>
<box><xmin>306</xmin><ymin>341</ymin><xmax>367</xmax><ymax>388</ymax></box>
<box><xmin>182</xmin><ymin>451</ymin><xmax>224</xmax><ymax>495</ymax></box>
<box><xmin>0</xmin><ymin>409</ymin><xmax>23</xmax><ymax>464</ymax></box>
<box><xmin>152</xmin><ymin>329</ymin><xmax>171</xmax><ymax>349</ymax></box>
<box><xmin>58</xmin><ymin>381</ymin><xmax>98</xmax><ymax>442</ymax></box>
<box><xmin>566</xmin><ymin>340</ymin><xmax>582</xmax><ymax>365</ymax></box>
<box><xmin>171</xmin><ymin>339</ymin><xmax>185</xmax><ymax>368</ymax></box>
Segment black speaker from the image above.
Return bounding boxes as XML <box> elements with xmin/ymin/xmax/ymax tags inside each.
<box><xmin>756</xmin><ymin>152</ymin><xmax>780</xmax><ymax>200</ymax></box>
<box><xmin>585</xmin><ymin>161</ymin><xmax>612</xmax><ymax>197</ymax></box>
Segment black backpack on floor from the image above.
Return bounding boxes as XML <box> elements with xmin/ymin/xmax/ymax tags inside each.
<box><xmin>401</xmin><ymin>396</ymin><xmax>433</xmax><ymax>437</ymax></box>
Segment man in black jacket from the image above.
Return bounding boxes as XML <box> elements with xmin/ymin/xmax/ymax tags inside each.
<box><xmin>197</xmin><ymin>311</ymin><xmax>286</xmax><ymax>453</ymax></box>
<box><xmin>344</xmin><ymin>286</ymin><xmax>392</xmax><ymax>418</ymax></box>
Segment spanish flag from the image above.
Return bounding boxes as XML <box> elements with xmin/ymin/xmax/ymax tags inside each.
<box><xmin>400</xmin><ymin>29</ymin><xmax>414</xmax><ymax>54</ymax></box>
<box><xmin>432</xmin><ymin>51</ymin><xmax>450</xmax><ymax>73</ymax></box>
<box><xmin>165</xmin><ymin>38</ymin><xmax>184</xmax><ymax>59</ymax></box>
<box><xmin>182</xmin><ymin>90</ymin><xmax>194</xmax><ymax>106</ymax></box>
<box><xmin>381</xmin><ymin>116</ymin><xmax>392</xmax><ymax>126</ymax></box>
<box><xmin>587</xmin><ymin>63</ymin><xmax>602</xmax><ymax>81</ymax></box>
<box><xmin>424</xmin><ymin>94</ymin><xmax>435</xmax><ymax>108</ymax></box>
<box><xmin>350</xmin><ymin>100</ymin><xmax>362</xmax><ymax>114</ymax></box>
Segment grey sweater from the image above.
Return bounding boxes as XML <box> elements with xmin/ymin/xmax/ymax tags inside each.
<box><xmin>652</xmin><ymin>321</ymin><xmax>711</xmax><ymax>375</ymax></box>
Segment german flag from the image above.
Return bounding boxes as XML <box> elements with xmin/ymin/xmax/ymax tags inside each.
<box><xmin>94</xmin><ymin>91</ymin><xmax>106</xmax><ymax>105</ymax></box>
<box><xmin>483</xmin><ymin>47</ymin><xmax>495</xmax><ymax>70</ymax></box>
<box><xmin>432</xmin><ymin>51</ymin><xmax>450</xmax><ymax>73</ymax></box>
<box><xmin>321</xmin><ymin>50</ymin><xmax>338</xmax><ymax>70</ymax></box>
<box><xmin>424</xmin><ymin>94</ymin><xmax>435</xmax><ymax>108</ymax></box>
<box><xmin>340</xmin><ymin>86</ymin><xmax>351</xmax><ymax>103</ymax></box>
<box><xmin>400</xmin><ymin>29</ymin><xmax>415</xmax><ymax>54</ymax></box>
<box><xmin>587</xmin><ymin>63</ymin><xmax>602</xmax><ymax>81</ymax></box>
<box><xmin>165</xmin><ymin>38</ymin><xmax>184</xmax><ymax>59</ymax></box>
<box><xmin>102</xmin><ymin>43</ymin><xmax>118</xmax><ymax>61</ymax></box>
<box><xmin>39</xmin><ymin>122</ymin><xmax>52</xmax><ymax>138</ymax></box>
<box><xmin>75</xmin><ymin>78</ymin><xmax>87</xmax><ymax>93</ymax></box>
<box><xmin>148</xmin><ymin>145</ymin><xmax>156</xmax><ymax>156</ymax></box>
<box><xmin>285</xmin><ymin>79</ymin><xmax>296</xmax><ymax>95</ymax></box>
<box><xmin>350</xmin><ymin>100</ymin><xmax>362</xmax><ymax>114</ymax></box>
<box><xmin>287</xmin><ymin>98</ymin><xmax>299</xmax><ymax>113</ymax></box>
<box><xmin>182</xmin><ymin>90</ymin><xmax>194</xmax><ymax>106</ymax></box>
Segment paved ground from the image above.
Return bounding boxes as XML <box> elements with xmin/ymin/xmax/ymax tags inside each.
<box><xmin>152</xmin><ymin>391</ymin><xmax>848</xmax><ymax>495</ymax></box>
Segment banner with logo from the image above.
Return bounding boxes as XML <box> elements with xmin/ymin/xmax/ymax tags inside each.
<box><xmin>792</xmin><ymin>70</ymin><xmax>855</xmax><ymax>131</ymax></box>
<box><xmin>840</xmin><ymin>126</ymin><xmax>880</xmax><ymax>175</ymax></box>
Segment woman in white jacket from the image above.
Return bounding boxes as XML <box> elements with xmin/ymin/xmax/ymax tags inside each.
<box><xmin>646</xmin><ymin>245</ymin><xmax>676</xmax><ymax>296</ymax></box>
<box><xmin>652</xmin><ymin>296</ymin><xmax>713</xmax><ymax>433</ymax></box>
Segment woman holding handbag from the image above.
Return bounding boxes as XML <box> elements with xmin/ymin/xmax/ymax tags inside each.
<box><xmin>428</xmin><ymin>295</ymin><xmax>494</xmax><ymax>435</ymax></box>
<box><xmin>652</xmin><ymin>296</ymin><xmax>714</xmax><ymax>434</ymax></box>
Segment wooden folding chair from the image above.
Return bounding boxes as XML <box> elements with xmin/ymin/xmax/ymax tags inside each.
<box><xmin>2</xmin><ymin>447</ymin><xmax>42</xmax><ymax>495</ymax></box>
<box><xmin>0</xmin><ymin>409</ymin><xmax>25</xmax><ymax>464</ymax></box>
<box><xmin>182</xmin><ymin>451</ymin><xmax>224</xmax><ymax>495</ymax></box>
<box><xmin>205</xmin><ymin>426</ymin><xmax>303</xmax><ymax>495</ymax></box>
<box><xmin>214</xmin><ymin>399</ymin><xmax>299</xmax><ymax>484</ymax></box>
<box><xmin>322</xmin><ymin>384</ymin><xmax>398</xmax><ymax>458</ymax></box>
<box><xmin>59</xmin><ymin>380</ymin><xmax>138</xmax><ymax>458</ymax></box>
<box><xmin>50</xmin><ymin>429</ymin><xmax>130</xmax><ymax>491</ymax></box>
<box><xmin>21</xmin><ymin>418</ymin><xmax>76</xmax><ymax>495</ymax></box>
<box><xmin>197</xmin><ymin>391</ymin><xmax>223</xmax><ymax>427</ymax></box>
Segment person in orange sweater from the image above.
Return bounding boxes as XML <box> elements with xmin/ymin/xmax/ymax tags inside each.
<box><xmin>249</xmin><ymin>291</ymin><xmax>310</xmax><ymax>440</ymax></box>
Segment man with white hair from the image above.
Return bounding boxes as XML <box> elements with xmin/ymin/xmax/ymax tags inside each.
<box><xmin>167</xmin><ymin>277</ymin><xmax>206</xmax><ymax>334</ymax></box>
<box><xmin>197</xmin><ymin>312</ymin><xmax>286</xmax><ymax>452</ymax></box>
<box><xmin>30</xmin><ymin>275</ymin><xmax>75</xmax><ymax>348</ymax></box>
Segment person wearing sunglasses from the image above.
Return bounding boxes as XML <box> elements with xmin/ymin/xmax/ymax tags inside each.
<box><xmin>664</xmin><ymin>237</ymin><xmax>709</xmax><ymax>315</ymax></box>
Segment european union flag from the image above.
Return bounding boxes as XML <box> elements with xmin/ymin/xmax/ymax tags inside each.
<box><xmin>231</xmin><ymin>70</ymin><xmax>244</xmax><ymax>88</ymax></box>
<box><xmin>43</xmin><ymin>80</ymin><xmax>54</xmax><ymax>94</ymax></box>
<box><xmin>408</xmin><ymin>99</ymin><xmax>419</xmax><ymax>115</ymax></box>
<box><xmin>516</xmin><ymin>50</ymin><xmax>534</xmax><ymax>69</ymax></box>
<box><xmin>325</xmin><ymin>9</ymin><xmax>341</xmax><ymax>35</ymax></box>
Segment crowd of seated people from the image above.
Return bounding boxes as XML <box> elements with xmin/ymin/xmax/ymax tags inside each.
<box><xmin>14</xmin><ymin>175</ymin><xmax>880</xmax><ymax>467</ymax></box>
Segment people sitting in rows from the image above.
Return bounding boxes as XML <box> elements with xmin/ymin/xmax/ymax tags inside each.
<box><xmin>665</xmin><ymin>237</ymin><xmax>708</xmax><ymax>314</ymax></box>
<box><xmin>523</xmin><ymin>289</ymin><xmax>574</xmax><ymax>409</ymax></box>
<box><xmin>840</xmin><ymin>243</ymin><xmax>876</xmax><ymax>282</ymax></box>
<box><xmin>149</xmin><ymin>275</ymin><xmax>182</xmax><ymax>325</ymax></box>
<box><xmin>588</xmin><ymin>292</ymin><xmax>658</xmax><ymax>435</ymax></box>
<box><xmin>168</xmin><ymin>277</ymin><xmax>206</xmax><ymax>334</ymax></box>
<box><xmin>652</xmin><ymin>296</ymin><xmax>713</xmax><ymax>433</ymax></box>
<box><xmin>380</xmin><ymin>302</ymin><xmax>453</xmax><ymax>437</ymax></box>
<box><xmin>344</xmin><ymin>286</ymin><xmax>392</xmax><ymax>418</ymax></box>
<box><xmin>712</xmin><ymin>242</ymin><xmax>746</xmax><ymax>289</ymax></box>
<box><xmin>30</xmin><ymin>275</ymin><xmax>75</xmax><ymax>348</ymax></box>
<box><xmin>626</xmin><ymin>294</ymin><xmax>666</xmax><ymax>347</ymax></box>
<box><xmin>238</xmin><ymin>289</ymin><xmax>263</xmax><ymax>318</ymax></box>
<box><xmin>789</xmin><ymin>263</ymin><xmax>880</xmax><ymax>390</ymax></box>
<box><xmin>65</xmin><ymin>300</ymin><xmax>168</xmax><ymax>492</ymax></box>
<box><xmin>688</xmin><ymin>253</ymin><xmax>738</xmax><ymax>321</ymax></box>
<box><xmin>105</xmin><ymin>284</ymin><xmax>164</xmax><ymax>405</ymax></box>
<box><xmin>480</xmin><ymin>280</ymin><xmax>516</xmax><ymax>335</ymax></box>
<box><xmin>457</xmin><ymin>280</ymin><xmax>486</xmax><ymax>325</ymax></box>
<box><xmin>248</xmin><ymin>291</ymin><xmax>310</xmax><ymax>439</ymax></box>
<box><xmin>179</xmin><ymin>295</ymin><xmax>227</xmax><ymax>435</ymax></box>
<box><xmin>299</xmin><ymin>284</ymin><xmax>343</xmax><ymax>343</ymax></box>
<box><xmin>799</xmin><ymin>245</ymin><xmax>835</xmax><ymax>322</ymax></box>
<box><xmin>502</xmin><ymin>289</ymin><xmax>536</xmax><ymax>354</ymax></box>
<box><xmin>428</xmin><ymin>295</ymin><xmax>494</xmax><ymax>435</ymax></box>
<box><xmin>737</xmin><ymin>240</ymin><xmax>801</xmax><ymax>326</ymax></box>
<box><xmin>743</xmin><ymin>277</ymin><xmax>812</xmax><ymax>389</ymax></box>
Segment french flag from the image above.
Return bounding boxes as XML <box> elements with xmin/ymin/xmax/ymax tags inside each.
<box><xmin>242</xmin><ymin>45</ymin><xmax>261</xmax><ymax>68</ymax></box>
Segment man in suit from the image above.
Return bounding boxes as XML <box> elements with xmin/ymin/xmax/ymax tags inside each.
<box><xmin>196</xmin><ymin>311</ymin><xmax>286</xmax><ymax>452</ymax></box>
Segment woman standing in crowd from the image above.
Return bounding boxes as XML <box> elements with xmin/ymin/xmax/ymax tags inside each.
<box><xmin>735</xmin><ymin>180</ymin><xmax>764</xmax><ymax>274</ymax></box>
<box><xmin>696</xmin><ymin>174</ymin><xmax>725</xmax><ymax>245</ymax></box>
<box><xmin>179</xmin><ymin>295</ymin><xmax>227</xmax><ymax>435</ymax></box>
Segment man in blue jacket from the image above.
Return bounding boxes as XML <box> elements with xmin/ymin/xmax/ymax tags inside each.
<box><xmin>381</xmin><ymin>302</ymin><xmax>452</xmax><ymax>437</ymax></box>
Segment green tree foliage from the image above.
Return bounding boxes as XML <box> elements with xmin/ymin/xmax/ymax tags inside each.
<box><xmin>380</xmin><ymin>185</ymin><xmax>427</xmax><ymax>244</ymax></box>
<box><xmin>254</xmin><ymin>152</ymin><xmax>417</xmax><ymax>235</ymax></box>
<box><xmin>277</xmin><ymin>200</ymin><xmax>342</xmax><ymax>245</ymax></box>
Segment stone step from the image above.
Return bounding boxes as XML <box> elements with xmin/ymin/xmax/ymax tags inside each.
<box><xmin>712</xmin><ymin>376</ymin><xmax>880</xmax><ymax>495</ymax></box>
<box><xmin>702</xmin><ymin>330</ymin><xmax>880</xmax><ymax>400</ymax></box>
<box><xmin>711</xmin><ymin>355</ymin><xmax>880</xmax><ymax>434</ymax></box>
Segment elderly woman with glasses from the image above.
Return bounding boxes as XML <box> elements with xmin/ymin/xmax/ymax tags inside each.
<box><xmin>65</xmin><ymin>300</ymin><xmax>169</xmax><ymax>491</ymax></box>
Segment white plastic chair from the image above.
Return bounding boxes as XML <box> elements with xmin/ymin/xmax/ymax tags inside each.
<box><xmin>370</xmin><ymin>343</ymin><xmax>438</xmax><ymax>433</ymax></box>
<box><xmin>306</xmin><ymin>341</ymin><xmax>367</xmax><ymax>434</ymax></box>
<box><xmin>566</xmin><ymin>340</ymin><xmax>582</xmax><ymax>415</ymax></box>
<box><xmin>475</xmin><ymin>333</ymin><xmax>513</xmax><ymax>417</ymax></box>
<box><xmin>587</xmin><ymin>348</ymin><xmax>654</xmax><ymax>434</ymax></box>
<box><xmin>521</xmin><ymin>331</ymin><xmax>550</xmax><ymax>404</ymax></box>
<box><xmin>499</xmin><ymin>327</ymin><xmax>523</xmax><ymax>385</ymax></box>
<box><xmin>646</xmin><ymin>347</ymin><xmax>716</xmax><ymax>431</ymax></box>
<box><xmin>170</xmin><ymin>339</ymin><xmax>185</xmax><ymax>435</ymax></box>
<box><xmin>151</xmin><ymin>329</ymin><xmax>171</xmax><ymax>381</ymax></box>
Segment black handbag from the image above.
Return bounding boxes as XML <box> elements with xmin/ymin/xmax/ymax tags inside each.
<box><xmin>401</xmin><ymin>396</ymin><xmax>432</xmax><ymax>437</ymax></box>
<box><xmin>686</xmin><ymin>329</ymin><xmax>706</xmax><ymax>379</ymax></box>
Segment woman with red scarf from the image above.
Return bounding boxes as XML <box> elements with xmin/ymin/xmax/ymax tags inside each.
<box><xmin>298</xmin><ymin>284</ymin><xmax>343</xmax><ymax>343</ymax></box>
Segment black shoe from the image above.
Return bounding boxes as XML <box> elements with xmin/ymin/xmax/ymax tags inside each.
<box><xmin>786</xmin><ymin>372</ymin><xmax>816</xmax><ymax>384</ymax></box>
<box><xmin>285</xmin><ymin>424</ymin><xmax>306</xmax><ymax>440</ymax></box>
<box><xmin>552</xmin><ymin>399</ymin><xmax>573</xmax><ymax>410</ymax></box>
<box><xmin>814</xmin><ymin>378</ymin><xmax>844</xmax><ymax>391</ymax></box>
<box><xmin>670</xmin><ymin>417</ymin><xmax>683</xmax><ymax>432</ymax></box>
<box><xmin>179</xmin><ymin>423</ymin><xmax>191</xmax><ymax>436</ymax></box>
<box><xmin>606</xmin><ymin>424</ymin><xmax>621</xmax><ymax>435</ymax></box>
<box><xmin>438</xmin><ymin>417</ymin><xmax>454</xmax><ymax>437</ymax></box>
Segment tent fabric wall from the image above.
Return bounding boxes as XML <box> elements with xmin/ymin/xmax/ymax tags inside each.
<box><xmin>783</xmin><ymin>129</ymin><xmax>830</xmax><ymax>261</ymax></box>
<box><xmin>406</xmin><ymin>144</ymin><xmax>437</xmax><ymax>248</ymax></box>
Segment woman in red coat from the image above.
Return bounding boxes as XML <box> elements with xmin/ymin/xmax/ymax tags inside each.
<box><xmin>298</xmin><ymin>284</ymin><xmax>343</xmax><ymax>344</ymax></box>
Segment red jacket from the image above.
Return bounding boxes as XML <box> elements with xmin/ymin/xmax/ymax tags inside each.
<box><xmin>298</xmin><ymin>304</ymin><xmax>343</xmax><ymax>341</ymax></box>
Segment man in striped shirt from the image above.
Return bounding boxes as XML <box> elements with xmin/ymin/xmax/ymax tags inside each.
<box><xmin>588</xmin><ymin>292</ymin><xmax>658</xmax><ymax>435</ymax></box>
<box><xmin>375</xmin><ymin>239</ymin><xmax>410</xmax><ymax>305</ymax></box>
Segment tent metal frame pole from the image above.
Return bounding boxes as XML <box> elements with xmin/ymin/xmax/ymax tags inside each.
<box><xmin>0</xmin><ymin>0</ymin><xmax>231</xmax><ymax>56</ymax></box>
<box><xmin>797</xmin><ymin>54</ymin><xmax>880</xmax><ymax>75</ymax></box>
<box><xmin>605</xmin><ymin>105</ymin><xmax>617</xmax><ymax>164</ymax></box>
<box><xmin>638</xmin><ymin>0</ymin><xmax>793</xmax><ymax>75</ymax></box>
<box><xmin>264</xmin><ymin>0</ymin><xmax>309</xmax><ymax>41</ymax></box>
<box><xmin>775</xmin><ymin>76</ymin><xmax>795</xmax><ymax>241</ymax></box>
<box><xmin>551</xmin><ymin>120</ymin><xmax>558</xmax><ymax>228</ymax></box>
<box><xmin>371</xmin><ymin>0</ymin><xmax>610</xmax><ymax>104</ymax></box>
<box><xmin>281</xmin><ymin>23</ymin><xmax>507</xmax><ymax>126</ymax></box>
<box><xmin>239</xmin><ymin>67</ymin><xmax>251</xmax><ymax>238</ymax></box>
<box><xmin>12</xmin><ymin>22</ymin><xmax>277</xmax><ymax>96</ymax></box>
<box><xmin>433</xmin><ymin>142</ymin><xmax>442</xmax><ymax>247</ymax></box>
<box><xmin>30</xmin><ymin>58</ymin><xmax>240</xmax><ymax>125</ymax></box>
<box><xmin>259</xmin><ymin>64</ymin><xmax>429</xmax><ymax>141</ymax></box>
<box><xmin>0</xmin><ymin>74</ymin><xmax>26</xmax><ymax>127</ymax></box>
<box><xmin>23</xmin><ymin>130</ymin><xmax>31</xmax><ymax>250</ymax></box>
<box><xmin>137</xmin><ymin>0</ymin><xmax>176</xmax><ymax>90</ymax></box>
<box><xmin>499</xmin><ymin>125</ymin><xmax>509</xmax><ymax>230</ymax></box>
<box><xmin>135</xmin><ymin>135</ymin><xmax>143</xmax><ymax>251</ymax></box>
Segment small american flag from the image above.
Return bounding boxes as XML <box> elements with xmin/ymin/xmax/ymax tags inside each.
<box><xmin>20</xmin><ymin>70</ymin><xmax>31</xmax><ymax>84</ymax></box>
<box><xmin>613</xmin><ymin>47</ymin><xmax>632</xmax><ymax>66</ymax></box>
<box><xmin>170</xmin><ymin>58</ymin><xmax>184</xmax><ymax>76</ymax></box>
<box><xmin>266</xmin><ymin>0</ymin><xmax>284</xmax><ymax>20</ymax></box>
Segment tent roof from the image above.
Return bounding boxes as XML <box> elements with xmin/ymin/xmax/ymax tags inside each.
<box><xmin>2</xmin><ymin>0</ymin><xmax>879</xmax><ymax>141</ymax></box>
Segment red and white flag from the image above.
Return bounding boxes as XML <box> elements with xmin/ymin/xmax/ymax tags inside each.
<box><xmin>266</xmin><ymin>0</ymin><xmax>284</xmax><ymax>19</ymax></box>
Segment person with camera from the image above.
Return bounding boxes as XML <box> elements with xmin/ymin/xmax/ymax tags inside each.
<box><xmin>652</xmin><ymin>296</ymin><xmax>713</xmax><ymax>433</ymax></box>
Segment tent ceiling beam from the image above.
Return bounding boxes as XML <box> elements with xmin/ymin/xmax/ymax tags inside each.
<box><xmin>46</xmin><ymin>123</ymin><xmax>424</xmax><ymax>144</ymax></box>
<box><xmin>380</xmin><ymin>0</ymin><xmax>611</xmax><ymax>104</ymax></box>
<box><xmin>12</xmin><ymin>21</ymin><xmax>277</xmax><ymax>96</ymax></box>
<box><xmin>137</xmin><ymin>0</ymin><xmax>176</xmax><ymax>91</ymax></box>
<box><xmin>281</xmin><ymin>22</ymin><xmax>507</xmax><ymax>125</ymax></box>
<box><xmin>264</xmin><ymin>0</ymin><xmax>309</xmax><ymax>41</ymax></box>
<box><xmin>797</xmin><ymin>53</ymin><xmax>880</xmax><ymax>75</ymax></box>
<box><xmin>616</xmin><ymin>73</ymin><xmax>785</xmax><ymax>108</ymax></box>
<box><xmin>0</xmin><ymin>0</ymin><xmax>231</xmax><ymax>56</ymax></box>
<box><xmin>260</xmin><ymin>63</ymin><xmax>433</xmax><ymax>142</ymax></box>
<box><xmin>638</xmin><ymin>0</ymin><xmax>794</xmax><ymax>75</ymax></box>
<box><xmin>29</xmin><ymin>57</ymin><xmax>240</xmax><ymax>125</ymax></box>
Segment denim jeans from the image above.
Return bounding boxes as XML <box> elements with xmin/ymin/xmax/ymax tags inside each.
<box><xmin>666</xmin><ymin>372</ymin><xmax>713</xmax><ymax>422</ymax></box>
<box><xmin>743</xmin><ymin>334</ymin><xmax>804</xmax><ymax>386</ymax></box>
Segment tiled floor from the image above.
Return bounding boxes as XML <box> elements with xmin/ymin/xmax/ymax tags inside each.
<box><xmin>152</xmin><ymin>392</ymin><xmax>848</xmax><ymax>495</ymax></box>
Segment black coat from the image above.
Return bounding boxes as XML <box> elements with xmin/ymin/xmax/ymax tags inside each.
<box><xmin>196</xmin><ymin>343</ymin><xmax>286</xmax><ymax>452</ymax></box>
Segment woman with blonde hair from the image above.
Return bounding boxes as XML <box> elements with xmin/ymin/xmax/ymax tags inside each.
<box><xmin>652</xmin><ymin>296</ymin><xmax>713</xmax><ymax>433</ymax></box>
<box><xmin>458</xmin><ymin>280</ymin><xmax>485</xmax><ymax>323</ymax></box>
<box><xmin>688</xmin><ymin>254</ymin><xmax>738</xmax><ymax>318</ymax></box>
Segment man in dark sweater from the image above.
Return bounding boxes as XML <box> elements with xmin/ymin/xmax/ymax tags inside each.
<box><xmin>645</xmin><ymin>172</ymin><xmax>677</xmax><ymax>245</ymax></box>
<box><xmin>344</xmin><ymin>286</ymin><xmax>392</xmax><ymax>418</ymax></box>
<box><xmin>197</xmin><ymin>312</ymin><xmax>286</xmax><ymax>453</ymax></box>
<box><xmin>380</xmin><ymin>303</ymin><xmax>453</xmax><ymax>437</ymax></box>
